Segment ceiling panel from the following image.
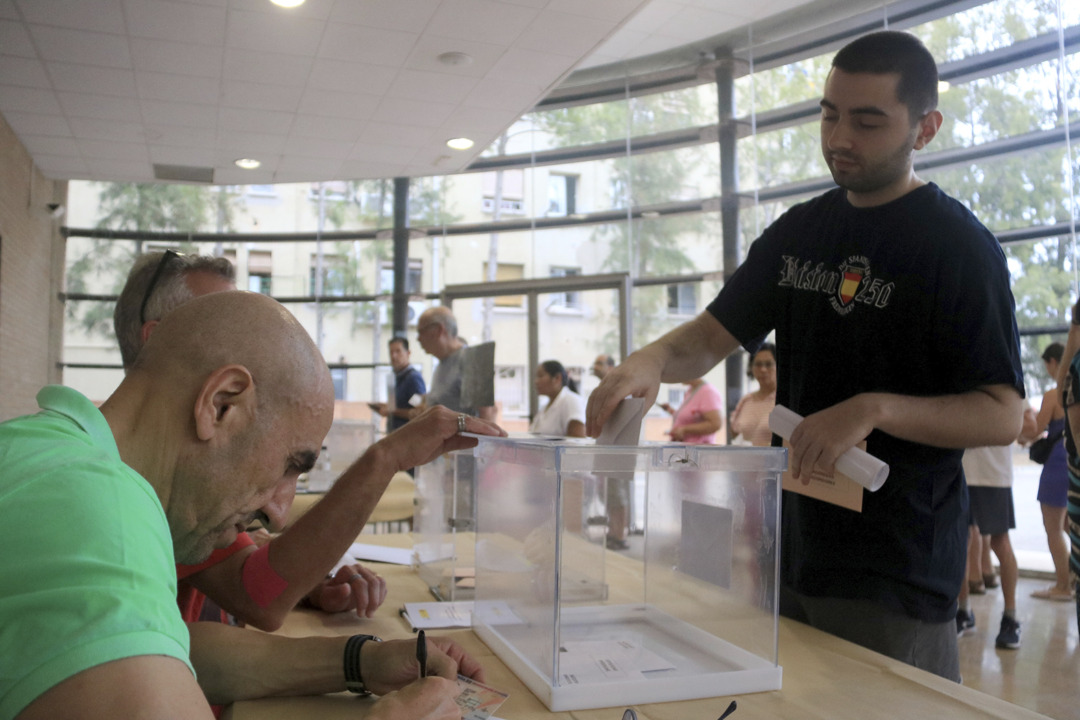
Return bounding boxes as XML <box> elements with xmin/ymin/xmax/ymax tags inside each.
<box><xmin>0</xmin><ymin>0</ymin><xmax>824</xmax><ymax>184</ymax></box>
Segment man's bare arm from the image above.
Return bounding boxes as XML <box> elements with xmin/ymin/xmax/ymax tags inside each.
<box><xmin>17</xmin><ymin>656</ymin><xmax>213</xmax><ymax>720</ymax></box>
<box><xmin>586</xmin><ymin>312</ymin><xmax>741</xmax><ymax>437</ymax></box>
<box><xmin>788</xmin><ymin>384</ymin><xmax>1023</xmax><ymax>480</ymax></box>
<box><xmin>187</xmin><ymin>408</ymin><xmax>504</xmax><ymax>631</ymax></box>
<box><xmin>187</xmin><ymin>623</ymin><xmax>483</xmax><ymax>704</ymax></box>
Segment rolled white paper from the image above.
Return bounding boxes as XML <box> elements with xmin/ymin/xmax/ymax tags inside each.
<box><xmin>768</xmin><ymin>404</ymin><xmax>889</xmax><ymax>492</ymax></box>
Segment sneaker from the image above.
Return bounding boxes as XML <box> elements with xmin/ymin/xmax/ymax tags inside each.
<box><xmin>995</xmin><ymin>615</ymin><xmax>1021</xmax><ymax>649</ymax></box>
<box><xmin>605</xmin><ymin>536</ymin><xmax>630</xmax><ymax>551</ymax></box>
<box><xmin>956</xmin><ymin>608</ymin><xmax>976</xmax><ymax>636</ymax></box>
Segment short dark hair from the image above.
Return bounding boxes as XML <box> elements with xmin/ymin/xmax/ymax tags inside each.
<box><xmin>114</xmin><ymin>251</ymin><xmax>235</xmax><ymax>369</ymax></box>
<box><xmin>1043</xmin><ymin>342</ymin><xmax>1065</xmax><ymax>364</ymax></box>
<box><xmin>389</xmin><ymin>336</ymin><xmax>409</xmax><ymax>352</ymax></box>
<box><xmin>832</xmin><ymin>31</ymin><xmax>938</xmax><ymax>123</ymax></box>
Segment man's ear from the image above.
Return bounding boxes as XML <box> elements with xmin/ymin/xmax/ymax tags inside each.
<box><xmin>193</xmin><ymin>365</ymin><xmax>257</xmax><ymax>442</ymax></box>
<box><xmin>140</xmin><ymin>320</ymin><xmax>159</xmax><ymax>347</ymax></box>
<box><xmin>912</xmin><ymin>109</ymin><xmax>943</xmax><ymax>151</ymax></box>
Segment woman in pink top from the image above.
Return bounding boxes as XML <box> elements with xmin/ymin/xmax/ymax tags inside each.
<box><xmin>659</xmin><ymin>378</ymin><xmax>723</xmax><ymax>444</ymax></box>
<box><xmin>731</xmin><ymin>343</ymin><xmax>777</xmax><ymax>447</ymax></box>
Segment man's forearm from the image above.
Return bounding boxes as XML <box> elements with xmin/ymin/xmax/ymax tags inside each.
<box><xmin>195</xmin><ymin>443</ymin><xmax>402</xmax><ymax>630</ymax></box>
<box><xmin>252</xmin><ymin>443</ymin><xmax>401</xmax><ymax>620</ymax></box>
<box><xmin>655</xmin><ymin>312</ymin><xmax>741</xmax><ymax>384</ymax></box>
<box><xmin>857</xmin><ymin>384</ymin><xmax>1023</xmax><ymax>449</ymax></box>
<box><xmin>188</xmin><ymin>623</ymin><xmax>344</xmax><ymax>703</ymax></box>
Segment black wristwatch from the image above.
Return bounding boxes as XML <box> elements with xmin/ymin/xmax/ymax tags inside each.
<box><xmin>343</xmin><ymin>634</ymin><xmax>382</xmax><ymax>695</ymax></box>
<box><xmin>1072</xmin><ymin>304</ymin><xmax>1080</xmax><ymax>326</ymax></box>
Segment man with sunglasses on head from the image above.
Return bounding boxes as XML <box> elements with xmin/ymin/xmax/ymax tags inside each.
<box><xmin>588</xmin><ymin>31</ymin><xmax>1024</xmax><ymax>681</ymax></box>
<box><xmin>1</xmin><ymin>290</ymin><xmax>500</xmax><ymax>719</ymax></box>
<box><xmin>115</xmin><ymin>251</ymin><xmax>388</xmax><ymax>631</ymax></box>
<box><xmin>1053</xmin><ymin>301</ymin><xmax>1080</xmax><ymax>636</ymax></box>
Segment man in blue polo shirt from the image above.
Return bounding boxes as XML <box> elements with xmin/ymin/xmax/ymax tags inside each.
<box><xmin>373</xmin><ymin>336</ymin><xmax>427</xmax><ymax>434</ymax></box>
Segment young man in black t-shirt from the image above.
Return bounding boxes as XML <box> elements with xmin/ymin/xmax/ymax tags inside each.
<box><xmin>586</xmin><ymin>31</ymin><xmax>1024</xmax><ymax>681</ymax></box>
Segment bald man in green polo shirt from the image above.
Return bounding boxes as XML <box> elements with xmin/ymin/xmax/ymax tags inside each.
<box><xmin>0</xmin><ymin>291</ymin><xmax>498</xmax><ymax>720</ymax></box>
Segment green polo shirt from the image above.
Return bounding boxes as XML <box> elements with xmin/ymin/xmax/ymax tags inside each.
<box><xmin>0</xmin><ymin>386</ymin><xmax>192</xmax><ymax>719</ymax></box>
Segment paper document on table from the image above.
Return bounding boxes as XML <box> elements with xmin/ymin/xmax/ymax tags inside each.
<box><xmin>556</xmin><ymin>639</ymin><xmax>676</xmax><ymax>685</ymax></box>
<box><xmin>413</xmin><ymin>541</ymin><xmax>455</xmax><ymax>564</ymax></box>
<box><xmin>403</xmin><ymin>601</ymin><xmax>474</xmax><ymax>629</ymax></box>
<box><xmin>403</xmin><ymin>600</ymin><xmax>524</xmax><ymax>630</ymax></box>
<box><xmin>455</xmin><ymin>675</ymin><xmax>509</xmax><ymax>720</ymax></box>
<box><xmin>347</xmin><ymin>542</ymin><xmax>413</xmax><ymax>565</ymax></box>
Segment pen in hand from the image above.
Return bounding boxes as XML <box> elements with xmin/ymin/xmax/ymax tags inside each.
<box><xmin>416</xmin><ymin>629</ymin><xmax>428</xmax><ymax>679</ymax></box>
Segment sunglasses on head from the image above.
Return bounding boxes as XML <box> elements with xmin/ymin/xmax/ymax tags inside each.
<box><xmin>139</xmin><ymin>249</ymin><xmax>183</xmax><ymax>325</ymax></box>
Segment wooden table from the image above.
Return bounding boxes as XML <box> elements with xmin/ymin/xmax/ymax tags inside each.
<box><xmin>288</xmin><ymin>472</ymin><xmax>416</xmax><ymax>530</ymax></box>
<box><xmin>223</xmin><ymin>534</ymin><xmax>1051</xmax><ymax>720</ymax></box>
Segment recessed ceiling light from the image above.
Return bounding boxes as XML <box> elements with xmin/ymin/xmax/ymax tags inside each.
<box><xmin>234</xmin><ymin>158</ymin><xmax>261</xmax><ymax>170</ymax></box>
<box><xmin>938</xmin><ymin>80</ymin><xmax>951</xmax><ymax>93</ymax></box>
<box><xmin>270</xmin><ymin>0</ymin><xmax>306</xmax><ymax>7</ymax></box>
<box><xmin>640</xmin><ymin>210</ymin><xmax>661</xmax><ymax>219</ymax></box>
<box><xmin>438</xmin><ymin>51</ymin><xmax>474</xmax><ymax>67</ymax></box>
<box><xmin>446</xmin><ymin>137</ymin><xmax>475</xmax><ymax>150</ymax></box>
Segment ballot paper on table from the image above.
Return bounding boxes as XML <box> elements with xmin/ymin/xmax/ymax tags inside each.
<box><xmin>345</xmin><ymin>542</ymin><xmax>414</xmax><ymax>565</ymax></box>
<box><xmin>555</xmin><ymin>639</ymin><xmax>677</xmax><ymax>685</ymax></box>
<box><xmin>402</xmin><ymin>600</ymin><xmax>525</xmax><ymax>630</ymax></box>
<box><xmin>403</xmin><ymin>601</ymin><xmax>475</xmax><ymax>629</ymax></box>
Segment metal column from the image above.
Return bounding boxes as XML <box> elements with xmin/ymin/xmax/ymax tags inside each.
<box><xmin>391</xmin><ymin>177</ymin><xmax>410</xmax><ymax>336</ymax></box>
<box><xmin>716</xmin><ymin>47</ymin><xmax>743</xmax><ymax>442</ymax></box>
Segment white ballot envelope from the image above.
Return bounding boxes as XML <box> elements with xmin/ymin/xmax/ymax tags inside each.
<box><xmin>596</xmin><ymin>397</ymin><xmax>646</xmax><ymax>446</ymax></box>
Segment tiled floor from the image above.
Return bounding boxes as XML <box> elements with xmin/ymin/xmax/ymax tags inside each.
<box><xmin>958</xmin><ymin>575</ymin><xmax>1078</xmax><ymax>720</ymax></box>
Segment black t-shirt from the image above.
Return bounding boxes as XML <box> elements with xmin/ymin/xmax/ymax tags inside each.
<box><xmin>708</xmin><ymin>183</ymin><xmax>1024</xmax><ymax>623</ymax></box>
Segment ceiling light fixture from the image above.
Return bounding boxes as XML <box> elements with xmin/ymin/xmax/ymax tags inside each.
<box><xmin>938</xmin><ymin>80</ymin><xmax>951</xmax><ymax>93</ymax></box>
<box><xmin>270</xmin><ymin>0</ymin><xmax>306</xmax><ymax>7</ymax></box>
<box><xmin>640</xmin><ymin>210</ymin><xmax>661</xmax><ymax>219</ymax></box>
<box><xmin>446</xmin><ymin>137</ymin><xmax>475</xmax><ymax>150</ymax></box>
<box><xmin>438</xmin><ymin>51</ymin><xmax>474</xmax><ymax>67</ymax></box>
<box><xmin>234</xmin><ymin>158</ymin><xmax>261</xmax><ymax>170</ymax></box>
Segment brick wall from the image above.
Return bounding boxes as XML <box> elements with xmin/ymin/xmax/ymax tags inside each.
<box><xmin>0</xmin><ymin>111</ymin><xmax>66</xmax><ymax>421</ymax></box>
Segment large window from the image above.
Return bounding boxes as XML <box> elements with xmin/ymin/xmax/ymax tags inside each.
<box><xmin>60</xmin><ymin>0</ymin><xmax>1078</xmax><ymax>438</ymax></box>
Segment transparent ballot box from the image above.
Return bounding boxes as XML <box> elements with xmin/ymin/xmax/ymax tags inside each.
<box><xmin>414</xmin><ymin>449</ymin><xmax>477</xmax><ymax>600</ymax></box>
<box><xmin>300</xmin><ymin>420</ymin><xmax>376</xmax><ymax>493</ymax></box>
<box><xmin>470</xmin><ymin>437</ymin><xmax>785</xmax><ymax>711</ymax></box>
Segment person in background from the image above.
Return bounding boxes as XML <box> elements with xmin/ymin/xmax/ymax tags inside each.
<box><xmin>529</xmin><ymin>360</ymin><xmax>586</xmax><ymax>438</ymax></box>
<box><xmin>1053</xmin><ymin>302</ymin><xmax>1080</xmax><ymax>637</ymax></box>
<box><xmin>592</xmin><ymin>353</ymin><xmax>616</xmax><ymax>381</ymax></box>
<box><xmin>730</xmin><ymin>343</ymin><xmax>778</xmax><ymax>446</ymax></box>
<box><xmin>1028</xmin><ymin>342</ymin><xmax>1074</xmax><ymax>601</ymax></box>
<box><xmin>659</xmin><ymin>377</ymin><xmax>724</xmax><ymax>444</ymax></box>
<box><xmin>587</xmin><ymin>31</ymin><xmax>1024</xmax><ymax>681</ymax></box>
<box><xmin>955</xmin><ymin>404</ymin><xmax>1035</xmax><ymax>649</ymax></box>
<box><xmin>415</xmin><ymin>306</ymin><xmax>496</xmax><ymax>421</ymax></box>
<box><xmin>115</xmin><ymin>251</ymin><xmax>387</xmax><ymax>628</ymax></box>
<box><xmin>591</xmin><ymin>353</ymin><xmax>632</xmax><ymax>551</ymax></box>
<box><xmin>372</xmin><ymin>336</ymin><xmax>426</xmax><ymax>434</ymax></box>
